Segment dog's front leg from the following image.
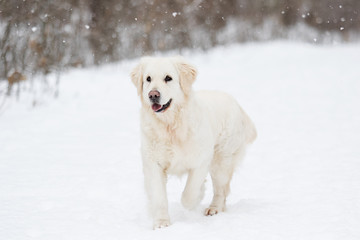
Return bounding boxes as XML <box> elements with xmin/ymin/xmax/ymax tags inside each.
<box><xmin>181</xmin><ymin>161</ymin><xmax>209</xmax><ymax>210</ymax></box>
<box><xmin>143</xmin><ymin>159</ymin><xmax>170</xmax><ymax>229</ymax></box>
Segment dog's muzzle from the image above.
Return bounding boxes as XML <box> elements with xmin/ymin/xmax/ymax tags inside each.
<box><xmin>148</xmin><ymin>90</ymin><xmax>172</xmax><ymax>113</ymax></box>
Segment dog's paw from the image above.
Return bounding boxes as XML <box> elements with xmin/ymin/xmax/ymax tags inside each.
<box><xmin>204</xmin><ymin>207</ymin><xmax>221</xmax><ymax>216</ymax></box>
<box><xmin>153</xmin><ymin>219</ymin><xmax>171</xmax><ymax>229</ymax></box>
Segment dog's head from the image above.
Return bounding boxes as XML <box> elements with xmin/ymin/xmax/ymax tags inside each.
<box><xmin>131</xmin><ymin>56</ymin><xmax>197</xmax><ymax>115</ymax></box>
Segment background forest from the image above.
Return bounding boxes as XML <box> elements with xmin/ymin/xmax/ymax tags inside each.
<box><xmin>1</xmin><ymin>0</ymin><xmax>360</xmax><ymax>84</ymax></box>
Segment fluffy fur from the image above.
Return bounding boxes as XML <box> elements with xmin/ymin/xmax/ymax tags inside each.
<box><xmin>131</xmin><ymin>56</ymin><xmax>257</xmax><ymax>229</ymax></box>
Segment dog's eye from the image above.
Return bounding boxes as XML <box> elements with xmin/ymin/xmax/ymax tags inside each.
<box><xmin>146</xmin><ymin>76</ymin><xmax>151</xmax><ymax>82</ymax></box>
<box><xmin>165</xmin><ymin>75</ymin><xmax>172</xmax><ymax>82</ymax></box>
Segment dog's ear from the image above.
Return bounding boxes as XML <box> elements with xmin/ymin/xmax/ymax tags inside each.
<box><xmin>173</xmin><ymin>57</ymin><xmax>197</xmax><ymax>96</ymax></box>
<box><xmin>130</xmin><ymin>57</ymin><xmax>149</xmax><ymax>96</ymax></box>
<box><xmin>130</xmin><ymin>62</ymin><xmax>143</xmax><ymax>96</ymax></box>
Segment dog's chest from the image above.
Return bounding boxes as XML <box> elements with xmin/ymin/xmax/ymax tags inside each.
<box><xmin>143</xmin><ymin>111</ymin><xmax>214</xmax><ymax>175</ymax></box>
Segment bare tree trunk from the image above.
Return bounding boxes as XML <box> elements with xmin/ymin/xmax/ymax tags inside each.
<box><xmin>1</xmin><ymin>21</ymin><xmax>12</xmax><ymax>79</ymax></box>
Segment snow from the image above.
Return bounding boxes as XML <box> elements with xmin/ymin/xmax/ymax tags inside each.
<box><xmin>1</xmin><ymin>42</ymin><xmax>360</xmax><ymax>239</ymax></box>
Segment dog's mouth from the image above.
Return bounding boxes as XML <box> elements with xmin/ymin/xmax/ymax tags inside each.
<box><xmin>151</xmin><ymin>99</ymin><xmax>172</xmax><ymax>113</ymax></box>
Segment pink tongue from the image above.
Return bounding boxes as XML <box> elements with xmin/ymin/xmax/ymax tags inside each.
<box><xmin>152</xmin><ymin>103</ymin><xmax>162</xmax><ymax>112</ymax></box>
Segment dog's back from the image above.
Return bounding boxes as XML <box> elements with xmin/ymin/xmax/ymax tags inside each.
<box><xmin>195</xmin><ymin>90</ymin><xmax>257</xmax><ymax>146</ymax></box>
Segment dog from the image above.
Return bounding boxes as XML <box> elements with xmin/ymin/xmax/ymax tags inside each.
<box><xmin>131</xmin><ymin>56</ymin><xmax>257</xmax><ymax>229</ymax></box>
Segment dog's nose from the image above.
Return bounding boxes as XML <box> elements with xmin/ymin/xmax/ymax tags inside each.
<box><xmin>148</xmin><ymin>90</ymin><xmax>160</xmax><ymax>102</ymax></box>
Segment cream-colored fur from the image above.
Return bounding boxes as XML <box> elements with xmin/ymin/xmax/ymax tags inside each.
<box><xmin>131</xmin><ymin>56</ymin><xmax>257</xmax><ymax>229</ymax></box>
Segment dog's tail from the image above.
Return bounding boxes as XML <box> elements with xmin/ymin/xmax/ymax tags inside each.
<box><xmin>245</xmin><ymin>116</ymin><xmax>257</xmax><ymax>144</ymax></box>
<box><xmin>240</xmin><ymin>106</ymin><xmax>257</xmax><ymax>144</ymax></box>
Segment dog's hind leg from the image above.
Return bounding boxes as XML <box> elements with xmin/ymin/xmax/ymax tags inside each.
<box><xmin>205</xmin><ymin>147</ymin><xmax>245</xmax><ymax>216</ymax></box>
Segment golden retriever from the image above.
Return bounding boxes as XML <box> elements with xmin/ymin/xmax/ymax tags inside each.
<box><xmin>131</xmin><ymin>56</ymin><xmax>257</xmax><ymax>229</ymax></box>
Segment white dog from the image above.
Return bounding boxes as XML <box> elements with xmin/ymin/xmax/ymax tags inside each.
<box><xmin>131</xmin><ymin>56</ymin><xmax>256</xmax><ymax>229</ymax></box>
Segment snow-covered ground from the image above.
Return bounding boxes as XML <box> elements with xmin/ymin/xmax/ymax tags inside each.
<box><xmin>1</xmin><ymin>42</ymin><xmax>359</xmax><ymax>240</ymax></box>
